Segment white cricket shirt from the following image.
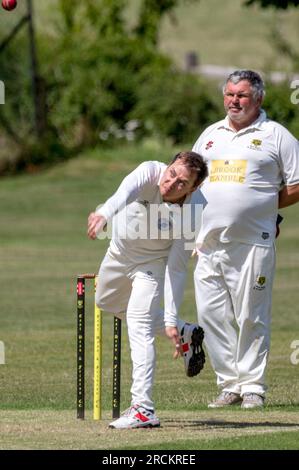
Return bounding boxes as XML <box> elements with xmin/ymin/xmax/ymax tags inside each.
<box><xmin>193</xmin><ymin>110</ymin><xmax>299</xmax><ymax>247</ymax></box>
<box><xmin>96</xmin><ymin>161</ymin><xmax>205</xmax><ymax>326</ymax></box>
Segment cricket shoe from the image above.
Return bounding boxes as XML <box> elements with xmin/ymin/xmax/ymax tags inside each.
<box><xmin>108</xmin><ymin>404</ymin><xmax>160</xmax><ymax>429</ymax></box>
<box><xmin>180</xmin><ymin>323</ymin><xmax>205</xmax><ymax>377</ymax></box>
<box><xmin>241</xmin><ymin>393</ymin><xmax>264</xmax><ymax>409</ymax></box>
<box><xmin>208</xmin><ymin>391</ymin><xmax>242</xmax><ymax>408</ymax></box>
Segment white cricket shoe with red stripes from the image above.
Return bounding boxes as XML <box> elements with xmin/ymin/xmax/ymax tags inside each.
<box><xmin>180</xmin><ymin>323</ymin><xmax>205</xmax><ymax>377</ymax></box>
<box><xmin>108</xmin><ymin>404</ymin><xmax>160</xmax><ymax>429</ymax></box>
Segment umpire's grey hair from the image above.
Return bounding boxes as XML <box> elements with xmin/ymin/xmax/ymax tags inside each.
<box><xmin>223</xmin><ymin>70</ymin><xmax>265</xmax><ymax>101</ymax></box>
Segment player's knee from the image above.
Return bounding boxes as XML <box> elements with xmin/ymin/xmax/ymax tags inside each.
<box><xmin>95</xmin><ymin>290</ymin><xmax>108</xmax><ymax>310</ymax></box>
<box><xmin>95</xmin><ymin>292</ymin><xmax>125</xmax><ymax>320</ymax></box>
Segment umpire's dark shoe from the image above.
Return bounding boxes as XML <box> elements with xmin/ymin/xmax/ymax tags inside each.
<box><xmin>180</xmin><ymin>323</ymin><xmax>205</xmax><ymax>377</ymax></box>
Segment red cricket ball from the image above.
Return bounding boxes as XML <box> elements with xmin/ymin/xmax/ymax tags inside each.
<box><xmin>2</xmin><ymin>0</ymin><xmax>17</xmax><ymax>11</ymax></box>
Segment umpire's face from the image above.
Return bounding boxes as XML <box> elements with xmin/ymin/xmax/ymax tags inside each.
<box><xmin>159</xmin><ymin>160</ymin><xmax>197</xmax><ymax>205</ymax></box>
<box><xmin>224</xmin><ymin>79</ymin><xmax>262</xmax><ymax>130</ymax></box>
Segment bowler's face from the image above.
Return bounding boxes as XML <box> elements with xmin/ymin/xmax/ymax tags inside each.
<box><xmin>159</xmin><ymin>160</ymin><xmax>197</xmax><ymax>204</ymax></box>
<box><xmin>224</xmin><ymin>80</ymin><xmax>262</xmax><ymax>130</ymax></box>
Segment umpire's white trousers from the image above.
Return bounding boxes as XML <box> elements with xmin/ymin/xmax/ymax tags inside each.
<box><xmin>194</xmin><ymin>239</ymin><xmax>275</xmax><ymax>397</ymax></box>
<box><xmin>96</xmin><ymin>250</ymin><xmax>181</xmax><ymax>410</ymax></box>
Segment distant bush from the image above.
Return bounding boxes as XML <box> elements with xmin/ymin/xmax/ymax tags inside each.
<box><xmin>0</xmin><ymin>29</ymin><xmax>66</xmax><ymax>173</ymax></box>
<box><xmin>0</xmin><ymin>32</ymin><xmax>33</xmax><ymax>141</ymax></box>
<box><xmin>45</xmin><ymin>28</ymin><xmax>221</xmax><ymax>147</ymax></box>
<box><xmin>132</xmin><ymin>66</ymin><xmax>221</xmax><ymax>144</ymax></box>
<box><xmin>1</xmin><ymin>0</ymin><xmax>298</xmax><ymax>174</ymax></box>
<box><xmin>263</xmin><ymin>80</ymin><xmax>299</xmax><ymax>138</ymax></box>
<box><xmin>45</xmin><ymin>33</ymin><xmax>171</xmax><ymax>147</ymax></box>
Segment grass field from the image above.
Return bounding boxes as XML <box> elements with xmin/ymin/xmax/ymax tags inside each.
<box><xmin>0</xmin><ymin>143</ymin><xmax>299</xmax><ymax>450</ymax></box>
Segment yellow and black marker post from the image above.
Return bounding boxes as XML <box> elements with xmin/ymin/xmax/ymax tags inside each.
<box><xmin>93</xmin><ymin>276</ymin><xmax>102</xmax><ymax>420</ymax></box>
<box><xmin>76</xmin><ymin>275</ymin><xmax>85</xmax><ymax>419</ymax></box>
<box><xmin>112</xmin><ymin>316</ymin><xmax>122</xmax><ymax>419</ymax></box>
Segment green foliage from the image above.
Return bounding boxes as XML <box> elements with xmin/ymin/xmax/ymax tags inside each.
<box><xmin>263</xmin><ymin>81</ymin><xmax>299</xmax><ymax>137</ymax></box>
<box><xmin>45</xmin><ymin>32</ymin><xmax>170</xmax><ymax>146</ymax></box>
<box><xmin>132</xmin><ymin>67</ymin><xmax>221</xmax><ymax>143</ymax></box>
<box><xmin>136</xmin><ymin>0</ymin><xmax>182</xmax><ymax>44</ymax></box>
<box><xmin>135</xmin><ymin>1</ymin><xmax>200</xmax><ymax>45</ymax></box>
<box><xmin>0</xmin><ymin>31</ymin><xmax>33</xmax><ymax>141</ymax></box>
<box><xmin>1</xmin><ymin>0</ymin><xmax>298</xmax><ymax>173</ymax></box>
<box><xmin>245</xmin><ymin>0</ymin><xmax>299</xmax><ymax>8</ymax></box>
<box><xmin>43</xmin><ymin>0</ymin><xmax>209</xmax><ymax>147</ymax></box>
<box><xmin>266</xmin><ymin>24</ymin><xmax>299</xmax><ymax>74</ymax></box>
<box><xmin>0</xmin><ymin>0</ymin><xmax>205</xmax><ymax>172</ymax></box>
<box><xmin>59</xmin><ymin>0</ymin><xmax>80</xmax><ymax>30</ymax></box>
<box><xmin>58</xmin><ymin>0</ymin><xmax>126</xmax><ymax>34</ymax></box>
<box><xmin>0</xmin><ymin>36</ymin><xmax>66</xmax><ymax>173</ymax></box>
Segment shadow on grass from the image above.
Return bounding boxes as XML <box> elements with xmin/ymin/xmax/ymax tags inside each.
<box><xmin>162</xmin><ymin>418</ymin><xmax>299</xmax><ymax>429</ymax></box>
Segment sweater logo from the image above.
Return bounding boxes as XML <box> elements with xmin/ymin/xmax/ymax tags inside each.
<box><xmin>248</xmin><ymin>139</ymin><xmax>262</xmax><ymax>151</ymax></box>
<box><xmin>253</xmin><ymin>276</ymin><xmax>266</xmax><ymax>291</ymax></box>
<box><xmin>205</xmin><ymin>140</ymin><xmax>214</xmax><ymax>150</ymax></box>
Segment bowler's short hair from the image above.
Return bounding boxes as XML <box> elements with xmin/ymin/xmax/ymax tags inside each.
<box><xmin>170</xmin><ymin>151</ymin><xmax>208</xmax><ymax>187</ymax></box>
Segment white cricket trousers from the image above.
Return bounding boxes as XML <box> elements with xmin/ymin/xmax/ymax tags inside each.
<box><xmin>95</xmin><ymin>250</ymin><xmax>183</xmax><ymax>411</ymax></box>
<box><xmin>194</xmin><ymin>239</ymin><xmax>275</xmax><ymax>397</ymax></box>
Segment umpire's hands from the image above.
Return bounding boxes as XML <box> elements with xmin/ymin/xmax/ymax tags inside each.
<box><xmin>276</xmin><ymin>214</ymin><xmax>283</xmax><ymax>239</ymax></box>
<box><xmin>87</xmin><ymin>212</ymin><xmax>107</xmax><ymax>239</ymax></box>
<box><xmin>165</xmin><ymin>326</ymin><xmax>182</xmax><ymax>359</ymax></box>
